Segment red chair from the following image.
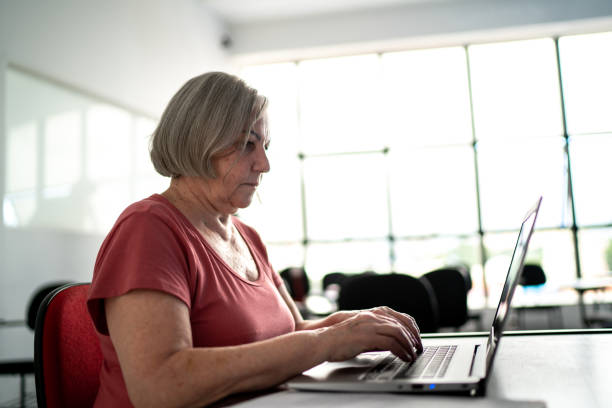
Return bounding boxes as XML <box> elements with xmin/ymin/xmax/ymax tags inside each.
<box><xmin>34</xmin><ymin>283</ymin><xmax>102</xmax><ymax>408</ymax></box>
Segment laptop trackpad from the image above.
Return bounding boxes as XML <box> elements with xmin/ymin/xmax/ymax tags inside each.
<box><xmin>298</xmin><ymin>352</ymin><xmax>387</xmax><ymax>382</ymax></box>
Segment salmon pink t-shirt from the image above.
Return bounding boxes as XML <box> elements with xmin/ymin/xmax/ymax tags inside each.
<box><xmin>87</xmin><ymin>194</ymin><xmax>295</xmax><ymax>407</ymax></box>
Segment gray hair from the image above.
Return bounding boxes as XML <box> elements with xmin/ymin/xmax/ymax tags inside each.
<box><xmin>150</xmin><ymin>71</ymin><xmax>267</xmax><ymax>178</ymax></box>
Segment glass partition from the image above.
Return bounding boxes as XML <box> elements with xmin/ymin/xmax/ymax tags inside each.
<box><xmin>4</xmin><ymin>66</ymin><xmax>165</xmax><ymax>234</ymax></box>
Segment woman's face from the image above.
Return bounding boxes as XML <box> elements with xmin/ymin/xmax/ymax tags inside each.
<box><xmin>206</xmin><ymin>113</ymin><xmax>271</xmax><ymax>214</ymax></box>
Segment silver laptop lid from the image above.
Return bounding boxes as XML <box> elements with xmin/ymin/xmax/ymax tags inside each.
<box><xmin>485</xmin><ymin>196</ymin><xmax>542</xmax><ymax>373</ymax></box>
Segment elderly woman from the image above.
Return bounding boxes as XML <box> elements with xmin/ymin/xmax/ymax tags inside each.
<box><xmin>87</xmin><ymin>71</ymin><xmax>422</xmax><ymax>408</ymax></box>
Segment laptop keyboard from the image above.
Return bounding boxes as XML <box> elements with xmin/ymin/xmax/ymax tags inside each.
<box><xmin>361</xmin><ymin>345</ymin><xmax>457</xmax><ymax>381</ymax></box>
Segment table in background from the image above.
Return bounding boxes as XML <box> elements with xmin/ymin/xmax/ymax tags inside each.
<box><xmin>569</xmin><ymin>277</ymin><xmax>612</xmax><ymax>327</ymax></box>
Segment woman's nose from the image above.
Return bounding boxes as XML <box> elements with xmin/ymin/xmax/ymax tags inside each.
<box><xmin>254</xmin><ymin>145</ymin><xmax>270</xmax><ymax>173</ymax></box>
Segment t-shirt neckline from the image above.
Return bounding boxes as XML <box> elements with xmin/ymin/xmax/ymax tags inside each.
<box><xmin>149</xmin><ymin>193</ymin><xmax>264</xmax><ymax>286</ymax></box>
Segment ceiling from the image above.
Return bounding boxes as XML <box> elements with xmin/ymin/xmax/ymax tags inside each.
<box><xmin>201</xmin><ymin>0</ymin><xmax>453</xmax><ymax>24</ymax></box>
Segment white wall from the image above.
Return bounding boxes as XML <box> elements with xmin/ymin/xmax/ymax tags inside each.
<box><xmin>0</xmin><ymin>0</ymin><xmax>230</xmax><ymax>116</ymax></box>
<box><xmin>0</xmin><ymin>0</ymin><xmax>229</xmax><ymax>322</ymax></box>
<box><xmin>228</xmin><ymin>0</ymin><xmax>612</xmax><ymax>63</ymax></box>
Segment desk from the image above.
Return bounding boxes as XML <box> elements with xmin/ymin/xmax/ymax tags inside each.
<box><xmin>222</xmin><ymin>330</ymin><xmax>612</xmax><ymax>408</ymax></box>
<box><xmin>569</xmin><ymin>277</ymin><xmax>612</xmax><ymax>327</ymax></box>
<box><xmin>511</xmin><ymin>288</ymin><xmax>575</xmax><ymax>329</ymax></box>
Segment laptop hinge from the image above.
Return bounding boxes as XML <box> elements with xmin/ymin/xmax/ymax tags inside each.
<box><xmin>468</xmin><ymin>344</ymin><xmax>480</xmax><ymax>377</ymax></box>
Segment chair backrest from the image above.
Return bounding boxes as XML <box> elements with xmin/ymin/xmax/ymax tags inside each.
<box><xmin>420</xmin><ymin>268</ymin><xmax>469</xmax><ymax>329</ymax></box>
<box><xmin>34</xmin><ymin>283</ymin><xmax>102</xmax><ymax>408</ymax></box>
<box><xmin>337</xmin><ymin>273</ymin><xmax>439</xmax><ymax>333</ymax></box>
<box><xmin>279</xmin><ymin>267</ymin><xmax>310</xmax><ymax>302</ymax></box>
<box><xmin>322</xmin><ymin>272</ymin><xmax>347</xmax><ymax>291</ymax></box>
<box><xmin>26</xmin><ymin>281</ymin><xmax>72</xmax><ymax>330</ymax></box>
<box><xmin>519</xmin><ymin>264</ymin><xmax>546</xmax><ymax>286</ymax></box>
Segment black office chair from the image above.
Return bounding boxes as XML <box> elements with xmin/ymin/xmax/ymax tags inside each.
<box><xmin>420</xmin><ymin>268</ymin><xmax>469</xmax><ymax>331</ymax></box>
<box><xmin>0</xmin><ymin>281</ymin><xmax>71</xmax><ymax>408</ymax></box>
<box><xmin>320</xmin><ymin>272</ymin><xmax>348</xmax><ymax>307</ymax></box>
<box><xmin>322</xmin><ymin>272</ymin><xmax>348</xmax><ymax>291</ymax></box>
<box><xmin>519</xmin><ymin>264</ymin><xmax>546</xmax><ymax>286</ymax></box>
<box><xmin>280</xmin><ymin>267</ymin><xmax>310</xmax><ymax>301</ymax></box>
<box><xmin>337</xmin><ymin>273</ymin><xmax>439</xmax><ymax>333</ymax></box>
<box><xmin>280</xmin><ymin>267</ymin><xmax>311</xmax><ymax>318</ymax></box>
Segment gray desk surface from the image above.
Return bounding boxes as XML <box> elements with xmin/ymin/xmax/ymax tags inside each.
<box><xmin>225</xmin><ymin>330</ymin><xmax>612</xmax><ymax>408</ymax></box>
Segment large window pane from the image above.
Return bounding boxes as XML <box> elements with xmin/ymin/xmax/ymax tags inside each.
<box><xmin>477</xmin><ymin>137</ymin><xmax>567</xmax><ymax>230</ymax></box>
<box><xmin>303</xmin><ymin>154</ymin><xmax>388</xmax><ymax>240</ymax></box>
<box><xmin>578</xmin><ymin>228</ymin><xmax>612</xmax><ymax>278</ymax></box>
<box><xmin>236</xmin><ymin>30</ymin><xmax>611</xmax><ymax>313</ymax></box>
<box><xmin>569</xmin><ymin>134</ymin><xmax>612</xmax><ymax>226</ymax></box>
<box><xmin>305</xmin><ymin>241</ymin><xmax>391</xmax><ymax>285</ymax></box>
<box><xmin>299</xmin><ymin>55</ymin><xmax>383</xmax><ymax>154</ymax></box>
<box><xmin>469</xmin><ymin>39</ymin><xmax>563</xmax><ymax>140</ymax></box>
<box><xmin>238</xmin><ymin>63</ymin><xmax>303</xmax><ymax>242</ymax></box>
<box><xmin>559</xmin><ymin>32</ymin><xmax>612</xmax><ymax>135</ymax></box>
<box><xmin>237</xmin><ymin>156</ymin><xmax>303</xmax><ymax>242</ymax></box>
<box><xmin>265</xmin><ymin>243</ymin><xmax>305</xmax><ymax>275</ymax></box>
<box><xmin>484</xmin><ymin>229</ymin><xmax>576</xmax><ymax>307</ymax></box>
<box><xmin>393</xmin><ymin>236</ymin><xmax>480</xmax><ymax>276</ymax></box>
<box><xmin>390</xmin><ymin>145</ymin><xmax>478</xmax><ymax>236</ymax></box>
<box><xmin>241</xmin><ymin>63</ymin><xmax>300</xmax><ymax>157</ymax></box>
<box><xmin>382</xmin><ymin>47</ymin><xmax>472</xmax><ymax>146</ymax></box>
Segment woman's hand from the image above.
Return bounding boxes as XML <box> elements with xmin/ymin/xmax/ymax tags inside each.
<box><xmin>278</xmin><ymin>283</ymin><xmax>422</xmax><ymax>363</ymax></box>
<box><xmin>317</xmin><ymin>306</ymin><xmax>423</xmax><ymax>363</ymax></box>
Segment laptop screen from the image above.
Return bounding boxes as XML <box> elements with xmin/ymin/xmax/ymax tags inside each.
<box><xmin>485</xmin><ymin>197</ymin><xmax>542</xmax><ymax>373</ymax></box>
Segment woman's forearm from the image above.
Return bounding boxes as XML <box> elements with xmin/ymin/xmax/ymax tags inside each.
<box><xmin>295</xmin><ymin>310</ymin><xmax>355</xmax><ymax>331</ymax></box>
<box><xmin>129</xmin><ymin>329</ymin><xmax>328</xmax><ymax>408</ymax></box>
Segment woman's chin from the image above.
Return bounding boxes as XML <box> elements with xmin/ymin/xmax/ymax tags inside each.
<box><xmin>231</xmin><ymin>195</ymin><xmax>256</xmax><ymax>211</ymax></box>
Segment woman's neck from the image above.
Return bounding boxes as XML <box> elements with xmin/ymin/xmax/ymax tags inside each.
<box><xmin>161</xmin><ymin>177</ymin><xmax>233</xmax><ymax>240</ymax></box>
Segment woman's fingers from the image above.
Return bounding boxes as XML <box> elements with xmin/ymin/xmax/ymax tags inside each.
<box><xmin>369</xmin><ymin>317</ymin><xmax>418</xmax><ymax>361</ymax></box>
<box><xmin>322</xmin><ymin>307</ymin><xmax>425</xmax><ymax>363</ymax></box>
<box><xmin>351</xmin><ymin>310</ymin><xmax>420</xmax><ymax>361</ymax></box>
<box><xmin>370</xmin><ymin>307</ymin><xmax>423</xmax><ymax>352</ymax></box>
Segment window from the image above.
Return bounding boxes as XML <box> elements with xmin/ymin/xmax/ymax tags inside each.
<box><xmin>240</xmin><ymin>31</ymin><xmax>612</xmax><ymax>301</ymax></box>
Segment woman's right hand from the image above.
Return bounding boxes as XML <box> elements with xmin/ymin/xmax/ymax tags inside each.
<box><xmin>318</xmin><ymin>306</ymin><xmax>423</xmax><ymax>363</ymax></box>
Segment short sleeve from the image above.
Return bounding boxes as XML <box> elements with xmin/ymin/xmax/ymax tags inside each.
<box><xmin>88</xmin><ymin>209</ymin><xmax>193</xmax><ymax>335</ymax></box>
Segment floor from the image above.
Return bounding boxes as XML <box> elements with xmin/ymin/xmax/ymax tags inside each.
<box><xmin>0</xmin><ymin>375</ymin><xmax>36</xmax><ymax>408</ymax></box>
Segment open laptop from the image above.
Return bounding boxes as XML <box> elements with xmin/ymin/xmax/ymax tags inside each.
<box><xmin>288</xmin><ymin>196</ymin><xmax>542</xmax><ymax>396</ymax></box>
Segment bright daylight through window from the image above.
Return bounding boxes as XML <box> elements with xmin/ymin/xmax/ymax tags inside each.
<box><xmin>239</xmin><ymin>31</ymin><xmax>612</xmax><ymax>308</ymax></box>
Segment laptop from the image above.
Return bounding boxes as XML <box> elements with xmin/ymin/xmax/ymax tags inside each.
<box><xmin>287</xmin><ymin>196</ymin><xmax>542</xmax><ymax>396</ymax></box>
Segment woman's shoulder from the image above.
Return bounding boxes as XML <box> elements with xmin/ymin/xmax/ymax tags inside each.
<box><xmin>109</xmin><ymin>194</ymin><xmax>194</xmax><ymax>240</ymax></box>
<box><xmin>118</xmin><ymin>194</ymin><xmax>182</xmax><ymax>222</ymax></box>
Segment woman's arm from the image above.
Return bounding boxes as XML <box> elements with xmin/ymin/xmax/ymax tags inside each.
<box><xmin>106</xmin><ymin>289</ymin><xmax>325</xmax><ymax>408</ymax></box>
<box><xmin>276</xmin><ymin>282</ymin><xmax>359</xmax><ymax>330</ymax></box>
<box><xmin>107</xmin><ymin>288</ymin><xmax>421</xmax><ymax>408</ymax></box>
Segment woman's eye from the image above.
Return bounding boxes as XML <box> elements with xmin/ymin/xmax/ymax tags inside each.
<box><xmin>245</xmin><ymin>141</ymin><xmax>256</xmax><ymax>151</ymax></box>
